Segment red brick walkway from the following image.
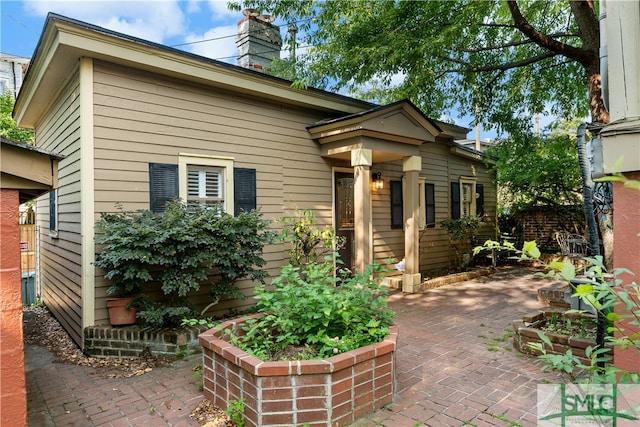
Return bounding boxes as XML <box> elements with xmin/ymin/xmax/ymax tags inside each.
<box><xmin>26</xmin><ymin>266</ymin><xmax>566</xmax><ymax>426</ymax></box>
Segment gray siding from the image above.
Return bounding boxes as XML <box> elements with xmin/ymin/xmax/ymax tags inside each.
<box><xmin>34</xmin><ymin>70</ymin><xmax>84</xmax><ymax>345</ymax></box>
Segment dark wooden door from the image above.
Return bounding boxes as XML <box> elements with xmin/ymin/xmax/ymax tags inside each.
<box><xmin>335</xmin><ymin>172</ymin><xmax>355</xmax><ymax>272</ymax></box>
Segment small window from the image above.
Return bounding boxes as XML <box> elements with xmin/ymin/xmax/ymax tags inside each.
<box><xmin>49</xmin><ymin>190</ymin><xmax>57</xmax><ymax>231</ymax></box>
<box><xmin>151</xmin><ymin>159</ymin><xmax>256</xmax><ymax>216</ymax></box>
<box><xmin>452</xmin><ymin>178</ymin><xmax>477</xmax><ymax>219</ymax></box>
<box><xmin>187</xmin><ymin>166</ymin><xmax>223</xmax><ymax>207</ymax></box>
<box><xmin>179</xmin><ymin>154</ymin><xmax>234</xmax><ymax>214</ymax></box>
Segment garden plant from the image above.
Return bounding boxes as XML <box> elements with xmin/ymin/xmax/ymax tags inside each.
<box><xmin>475</xmin><ymin>236</ymin><xmax>640</xmax><ymax>384</ymax></box>
<box><xmin>212</xmin><ymin>210</ymin><xmax>396</xmax><ymax>361</ymax></box>
<box><xmin>95</xmin><ymin>201</ymin><xmax>273</xmax><ymax>328</ymax></box>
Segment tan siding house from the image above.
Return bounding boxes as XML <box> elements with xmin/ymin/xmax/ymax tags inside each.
<box><xmin>14</xmin><ymin>13</ymin><xmax>496</xmax><ymax>349</ymax></box>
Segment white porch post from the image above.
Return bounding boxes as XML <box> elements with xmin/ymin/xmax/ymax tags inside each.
<box><xmin>351</xmin><ymin>148</ymin><xmax>373</xmax><ymax>273</ymax></box>
<box><xmin>403</xmin><ymin>156</ymin><xmax>421</xmax><ymax>292</ymax></box>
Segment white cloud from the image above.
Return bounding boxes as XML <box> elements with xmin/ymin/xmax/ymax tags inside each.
<box><xmin>182</xmin><ymin>24</ymin><xmax>238</xmax><ymax>64</ymax></box>
<box><xmin>206</xmin><ymin>0</ymin><xmax>237</xmax><ymax>20</ymax></box>
<box><xmin>23</xmin><ymin>0</ymin><xmax>186</xmax><ymax>43</ymax></box>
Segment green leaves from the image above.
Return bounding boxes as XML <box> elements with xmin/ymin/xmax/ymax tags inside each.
<box><xmin>485</xmin><ymin>127</ymin><xmax>582</xmax><ymax>216</ymax></box>
<box><xmin>238</xmin><ymin>0</ymin><xmax>599</xmax><ymax>133</ymax></box>
<box><xmin>1</xmin><ymin>94</ymin><xmax>34</xmax><ymax>142</ymax></box>
<box><xmin>95</xmin><ymin>201</ymin><xmax>274</xmax><ymax>327</ymax></box>
<box><xmin>229</xmin><ymin>258</ymin><xmax>395</xmax><ymax>360</ymax></box>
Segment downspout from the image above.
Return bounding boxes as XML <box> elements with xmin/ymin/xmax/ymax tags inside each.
<box><xmin>576</xmin><ymin>122</ymin><xmax>606</xmax><ymax>358</ymax></box>
<box><xmin>576</xmin><ymin>123</ymin><xmax>600</xmax><ymax>257</ymax></box>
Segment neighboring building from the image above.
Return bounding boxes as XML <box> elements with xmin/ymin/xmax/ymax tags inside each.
<box><xmin>0</xmin><ymin>136</ymin><xmax>61</xmax><ymax>426</ymax></box>
<box><xmin>456</xmin><ymin>138</ymin><xmax>495</xmax><ymax>152</ymax></box>
<box><xmin>600</xmin><ymin>0</ymin><xmax>640</xmax><ymax>374</ymax></box>
<box><xmin>0</xmin><ymin>53</ymin><xmax>30</xmax><ymax>98</ymax></box>
<box><xmin>13</xmin><ymin>13</ymin><xmax>496</xmax><ymax>349</ymax></box>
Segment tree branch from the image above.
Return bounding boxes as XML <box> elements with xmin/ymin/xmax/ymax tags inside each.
<box><xmin>470</xmin><ymin>51</ymin><xmax>558</xmax><ymax>72</ymax></box>
<box><xmin>506</xmin><ymin>0</ymin><xmax>595</xmax><ymax>66</ymax></box>
<box><xmin>452</xmin><ymin>32</ymin><xmax>580</xmax><ymax>53</ymax></box>
<box><xmin>569</xmin><ymin>0</ymin><xmax>599</xmax><ymax>50</ymax></box>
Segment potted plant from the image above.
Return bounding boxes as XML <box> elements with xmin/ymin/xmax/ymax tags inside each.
<box><xmin>94</xmin><ymin>201</ymin><xmax>273</xmax><ymax>328</ymax></box>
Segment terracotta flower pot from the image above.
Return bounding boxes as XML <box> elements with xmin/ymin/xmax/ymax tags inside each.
<box><xmin>106</xmin><ymin>297</ymin><xmax>137</xmax><ymax>326</ymax></box>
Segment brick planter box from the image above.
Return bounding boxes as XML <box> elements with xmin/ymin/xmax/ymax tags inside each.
<box><xmin>512</xmin><ymin>311</ymin><xmax>597</xmax><ymax>364</ymax></box>
<box><xmin>84</xmin><ymin>324</ymin><xmax>208</xmax><ymax>359</ymax></box>
<box><xmin>199</xmin><ymin>317</ymin><xmax>398</xmax><ymax>427</ymax></box>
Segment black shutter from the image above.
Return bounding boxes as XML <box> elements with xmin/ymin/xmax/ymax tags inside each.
<box><xmin>390</xmin><ymin>180</ymin><xmax>403</xmax><ymax>229</ymax></box>
<box><xmin>476</xmin><ymin>183</ymin><xmax>484</xmax><ymax>217</ymax></box>
<box><xmin>234</xmin><ymin>168</ymin><xmax>256</xmax><ymax>216</ymax></box>
<box><xmin>451</xmin><ymin>181</ymin><xmax>461</xmax><ymax>219</ymax></box>
<box><xmin>149</xmin><ymin>163</ymin><xmax>178</xmax><ymax>213</ymax></box>
<box><xmin>49</xmin><ymin>190</ymin><xmax>56</xmax><ymax>230</ymax></box>
<box><xmin>425</xmin><ymin>183</ymin><xmax>435</xmax><ymax>228</ymax></box>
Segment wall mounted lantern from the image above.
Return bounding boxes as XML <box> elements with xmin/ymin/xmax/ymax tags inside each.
<box><xmin>372</xmin><ymin>172</ymin><xmax>384</xmax><ymax>190</ymax></box>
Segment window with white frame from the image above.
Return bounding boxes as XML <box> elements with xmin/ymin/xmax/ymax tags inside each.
<box><xmin>459</xmin><ymin>178</ymin><xmax>476</xmax><ymax>217</ymax></box>
<box><xmin>179</xmin><ymin>154</ymin><xmax>234</xmax><ymax>214</ymax></box>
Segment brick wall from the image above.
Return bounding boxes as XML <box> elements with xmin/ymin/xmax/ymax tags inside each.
<box><xmin>517</xmin><ymin>205</ymin><xmax>585</xmax><ymax>253</ymax></box>
<box><xmin>84</xmin><ymin>324</ymin><xmax>208</xmax><ymax>359</ymax></box>
<box><xmin>199</xmin><ymin>317</ymin><xmax>398</xmax><ymax>427</ymax></box>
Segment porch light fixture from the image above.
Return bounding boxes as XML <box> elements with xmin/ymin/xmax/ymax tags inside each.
<box><xmin>372</xmin><ymin>172</ymin><xmax>384</xmax><ymax>190</ymax></box>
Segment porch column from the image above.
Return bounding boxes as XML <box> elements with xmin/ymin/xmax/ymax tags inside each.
<box><xmin>403</xmin><ymin>156</ymin><xmax>421</xmax><ymax>292</ymax></box>
<box><xmin>351</xmin><ymin>148</ymin><xmax>373</xmax><ymax>272</ymax></box>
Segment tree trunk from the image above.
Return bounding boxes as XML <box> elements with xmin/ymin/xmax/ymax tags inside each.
<box><xmin>586</xmin><ymin>62</ymin><xmax>610</xmax><ymax>125</ymax></box>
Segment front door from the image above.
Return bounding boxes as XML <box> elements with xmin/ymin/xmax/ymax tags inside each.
<box><xmin>334</xmin><ymin>172</ymin><xmax>355</xmax><ymax>272</ymax></box>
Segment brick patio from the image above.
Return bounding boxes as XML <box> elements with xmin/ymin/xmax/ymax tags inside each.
<box><xmin>26</xmin><ymin>266</ymin><xmax>568</xmax><ymax>426</ymax></box>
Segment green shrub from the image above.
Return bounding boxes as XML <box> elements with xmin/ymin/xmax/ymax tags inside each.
<box><xmin>95</xmin><ymin>201</ymin><xmax>274</xmax><ymax>328</ymax></box>
<box><xmin>223</xmin><ymin>258</ymin><xmax>395</xmax><ymax>360</ymax></box>
<box><xmin>440</xmin><ymin>215</ymin><xmax>482</xmax><ymax>269</ymax></box>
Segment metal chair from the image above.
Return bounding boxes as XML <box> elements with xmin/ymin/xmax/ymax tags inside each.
<box><xmin>556</xmin><ymin>231</ymin><xmax>589</xmax><ymax>264</ymax></box>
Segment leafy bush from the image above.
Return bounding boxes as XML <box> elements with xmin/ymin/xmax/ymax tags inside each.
<box><xmin>95</xmin><ymin>201</ymin><xmax>274</xmax><ymax>328</ymax></box>
<box><xmin>440</xmin><ymin>215</ymin><xmax>482</xmax><ymax>269</ymax></box>
<box><xmin>225</xmin><ymin>259</ymin><xmax>395</xmax><ymax>360</ymax></box>
<box><xmin>278</xmin><ymin>209</ymin><xmax>344</xmax><ymax>268</ymax></box>
<box><xmin>475</xmin><ymin>239</ymin><xmax>639</xmax><ymax>383</ymax></box>
<box><xmin>216</xmin><ymin>210</ymin><xmax>395</xmax><ymax>361</ymax></box>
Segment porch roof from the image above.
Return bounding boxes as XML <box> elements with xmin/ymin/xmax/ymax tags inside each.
<box><xmin>0</xmin><ymin>137</ymin><xmax>64</xmax><ymax>204</ymax></box>
<box><xmin>307</xmin><ymin>99</ymin><xmax>469</xmax><ymax>163</ymax></box>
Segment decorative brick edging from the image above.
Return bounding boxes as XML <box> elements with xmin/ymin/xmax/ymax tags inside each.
<box><xmin>84</xmin><ymin>324</ymin><xmax>209</xmax><ymax>359</ymax></box>
<box><xmin>512</xmin><ymin>311</ymin><xmax>597</xmax><ymax>363</ymax></box>
<box><xmin>199</xmin><ymin>317</ymin><xmax>398</xmax><ymax>427</ymax></box>
<box><xmin>414</xmin><ymin>268</ymin><xmax>493</xmax><ymax>293</ymax></box>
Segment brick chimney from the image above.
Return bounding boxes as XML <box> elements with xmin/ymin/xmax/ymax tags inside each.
<box><xmin>236</xmin><ymin>9</ymin><xmax>282</xmax><ymax>72</ymax></box>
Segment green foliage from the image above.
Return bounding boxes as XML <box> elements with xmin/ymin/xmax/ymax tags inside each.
<box><xmin>476</xmin><ymin>239</ymin><xmax>640</xmax><ymax>383</ymax></box>
<box><xmin>231</xmin><ymin>1</ymin><xmax>602</xmax><ymax>133</ymax></box>
<box><xmin>226</xmin><ymin>260</ymin><xmax>395</xmax><ymax>360</ymax></box>
<box><xmin>485</xmin><ymin>125</ymin><xmax>582</xmax><ymax>215</ymax></box>
<box><xmin>440</xmin><ymin>215</ymin><xmax>482</xmax><ymax>269</ymax></box>
<box><xmin>94</xmin><ymin>201</ymin><xmax>274</xmax><ymax>328</ymax></box>
<box><xmin>1</xmin><ymin>94</ymin><xmax>34</xmax><ymax>142</ymax></box>
<box><xmin>279</xmin><ymin>209</ymin><xmax>344</xmax><ymax>267</ymax></box>
<box><xmin>440</xmin><ymin>215</ymin><xmax>482</xmax><ymax>245</ymax></box>
<box><xmin>192</xmin><ymin>364</ymin><xmax>203</xmax><ymax>391</ymax></box>
<box><xmin>225</xmin><ymin>399</ymin><xmax>245</xmax><ymax>427</ymax></box>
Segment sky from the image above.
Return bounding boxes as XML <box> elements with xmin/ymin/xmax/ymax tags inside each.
<box><xmin>0</xmin><ymin>0</ymin><xmax>510</xmax><ymax>140</ymax></box>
